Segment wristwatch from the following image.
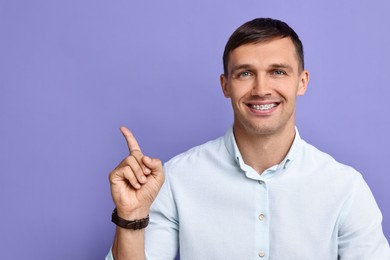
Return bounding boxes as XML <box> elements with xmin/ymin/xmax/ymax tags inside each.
<box><xmin>111</xmin><ymin>208</ymin><xmax>149</xmax><ymax>230</ymax></box>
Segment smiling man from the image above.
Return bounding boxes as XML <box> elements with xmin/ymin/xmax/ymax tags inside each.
<box><xmin>220</xmin><ymin>36</ymin><xmax>308</xmax><ymax>174</ymax></box>
<box><xmin>107</xmin><ymin>18</ymin><xmax>390</xmax><ymax>259</ymax></box>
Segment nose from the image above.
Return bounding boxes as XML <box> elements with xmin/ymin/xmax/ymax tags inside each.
<box><xmin>251</xmin><ymin>74</ymin><xmax>271</xmax><ymax>97</ymax></box>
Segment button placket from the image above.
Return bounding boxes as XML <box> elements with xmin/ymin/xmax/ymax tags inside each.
<box><xmin>255</xmin><ymin>179</ymin><xmax>269</xmax><ymax>260</ymax></box>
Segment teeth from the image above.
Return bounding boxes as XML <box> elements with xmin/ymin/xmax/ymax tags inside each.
<box><xmin>251</xmin><ymin>104</ymin><xmax>276</xmax><ymax>111</ymax></box>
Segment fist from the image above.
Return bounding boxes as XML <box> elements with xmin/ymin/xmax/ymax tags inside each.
<box><xmin>109</xmin><ymin>127</ymin><xmax>165</xmax><ymax>219</ymax></box>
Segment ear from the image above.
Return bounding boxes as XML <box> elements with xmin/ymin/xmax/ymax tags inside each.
<box><xmin>220</xmin><ymin>74</ymin><xmax>231</xmax><ymax>98</ymax></box>
<box><xmin>297</xmin><ymin>70</ymin><xmax>309</xmax><ymax>96</ymax></box>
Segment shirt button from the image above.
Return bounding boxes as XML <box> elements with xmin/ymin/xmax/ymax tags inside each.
<box><xmin>258</xmin><ymin>214</ymin><xmax>265</xmax><ymax>221</ymax></box>
<box><xmin>258</xmin><ymin>251</ymin><xmax>266</xmax><ymax>258</ymax></box>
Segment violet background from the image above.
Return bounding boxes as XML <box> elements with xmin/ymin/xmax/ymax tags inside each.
<box><xmin>1</xmin><ymin>0</ymin><xmax>389</xmax><ymax>259</ymax></box>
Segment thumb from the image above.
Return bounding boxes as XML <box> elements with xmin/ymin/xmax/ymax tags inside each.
<box><xmin>142</xmin><ymin>156</ymin><xmax>164</xmax><ymax>179</ymax></box>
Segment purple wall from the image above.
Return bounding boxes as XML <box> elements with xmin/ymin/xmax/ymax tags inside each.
<box><xmin>1</xmin><ymin>0</ymin><xmax>389</xmax><ymax>259</ymax></box>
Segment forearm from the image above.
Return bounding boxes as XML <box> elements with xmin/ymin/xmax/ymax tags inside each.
<box><xmin>112</xmin><ymin>227</ymin><xmax>146</xmax><ymax>260</ymax></box>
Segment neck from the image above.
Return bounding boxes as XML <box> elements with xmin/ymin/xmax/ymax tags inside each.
<box><xmin>233</xmin><ymin>125</ymin><xmax>296</xmax><ymax>174</ymax></box>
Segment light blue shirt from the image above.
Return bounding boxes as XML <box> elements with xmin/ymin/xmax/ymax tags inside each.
<box><xmin>107</xmin><ymin>128</ymin><xmax>390</xmax><ymax>259</ymax></box>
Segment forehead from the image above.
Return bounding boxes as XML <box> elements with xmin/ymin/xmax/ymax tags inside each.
<box><xmin>228</xmin><ymin>38</ymin><xmax>300</xmax><ymax>71</ymax></box>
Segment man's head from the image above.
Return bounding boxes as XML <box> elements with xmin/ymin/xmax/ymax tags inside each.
<box><xmin>220</xmin><ymin>18</ymin><xmax>309</xmax><ymax>138</ymax></box>
<box><xmin>223</xmin><ymin>18</ymin><xmax>304</xmax><ymax>76</ymax></box>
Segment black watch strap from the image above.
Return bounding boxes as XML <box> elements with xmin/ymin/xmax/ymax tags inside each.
<box><xmin>111</xmin><ymin>208</ymin><xmax>149</xmax><ymax>230</ymax></box>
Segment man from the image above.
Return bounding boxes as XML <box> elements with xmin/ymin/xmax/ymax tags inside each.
<box><xmin>106</xmin><ymin>18</ymin><xmax>390</xmax><ymax>259</ymax></box>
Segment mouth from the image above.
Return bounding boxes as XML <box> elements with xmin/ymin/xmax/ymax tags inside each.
<box><xmin>249</xmin><ymin>103</ymin><xmax>278</xmax><ymax>111</ymax></box>
<box><xmin>247</xmin><ymin>101</ymin><xmax>280</xmax><ymax>113</ymax></box>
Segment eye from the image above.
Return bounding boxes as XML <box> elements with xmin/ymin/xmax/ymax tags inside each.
<box><xmin>272</xmin><ymin>69</ymin><xmax>287</xmax><ymax>76</ymax></box>
<box><xmin>236</xmin><ymin>71</ymin><xmax>253</xmax><ymax>79</ymax></box>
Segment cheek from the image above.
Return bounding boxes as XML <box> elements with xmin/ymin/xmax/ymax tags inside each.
<box><xmin>230</xmin><ymin>89</ymin><xmax>249</xmax><ymax>103</ymax></box>
<box><xmin>230</xmin><ymin>82</ymin><xmax>253</xmax><ymax>98</ymax></box>
<box><xmin>277</xmin><ymin>80</ymin><xmax>303</xmax><ymax>96</ymax></box>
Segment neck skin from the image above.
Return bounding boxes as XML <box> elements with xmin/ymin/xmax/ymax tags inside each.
<box><xmin>233</xmin><ymin>123</ymin><xmax>296</xmax><ymax>174</ymax></box>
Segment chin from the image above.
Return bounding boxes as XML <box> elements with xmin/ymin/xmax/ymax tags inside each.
<box><xmin>240</xmin><ymin>123</ymin><xmax>279</xmax><ymax>136</ymax></box>
<box><xmin>249</xmin><ymin>126</ymin><xmax>278</xmax><ymax>136</ymax></box>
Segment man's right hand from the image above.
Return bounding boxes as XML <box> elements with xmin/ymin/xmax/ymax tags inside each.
<box><xmin>109</xmin><ymin>126</ymin><xmax>165</xmax><ymax>220</ymax></box>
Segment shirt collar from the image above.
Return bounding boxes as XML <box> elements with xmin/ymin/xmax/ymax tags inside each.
<box><xmin>224</xmin><ymin>126</ymin><xmax>302</xmax><ymax>175</ymax></box>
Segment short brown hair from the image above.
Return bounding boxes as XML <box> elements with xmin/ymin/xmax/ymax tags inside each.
<box><xmin>223</xmin><ymin>18</ymin><xmax>304</xmax><ymax>75</ymax></box>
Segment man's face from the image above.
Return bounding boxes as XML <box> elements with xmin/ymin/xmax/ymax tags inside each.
<box><xmin>220</xmin><ymin>37</ymin><xmax>309</xmax><ymax>137</ymax></box>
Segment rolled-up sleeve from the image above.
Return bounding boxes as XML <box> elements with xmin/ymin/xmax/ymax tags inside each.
<box><xmin>144</xmin><ymin>164</ymin><xmax>179</xmax><ymax>259</ymax></box>
<box><xmin>105</xmin><ymin>247</ymin><xmax>114</xmax><ymax>260</ymax></box>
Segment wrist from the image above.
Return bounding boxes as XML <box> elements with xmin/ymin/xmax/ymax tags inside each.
<box><xmin>112</xmin><ymin>208</ymin><xmax>149</xmax><ymax>230</ymax></box>
<box><xmin>116</xmin><ymin>207</ymin><xmax>149</xmax><ymax>220</ymax></box>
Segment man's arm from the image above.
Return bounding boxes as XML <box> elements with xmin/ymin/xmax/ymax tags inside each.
<box><xmin>111</xmin><ymin>226</ymin><xmax>146</xmax><ymax>260</ymax></box>
<box><xmin>108</xmin><ymin>127</ymin><xmax>165</xmax><ymax>260</ymax></box>
<box><xmin>338</xmin><ymin>175</ymin><xmax>390</xmax><ymax>259</ymax></box>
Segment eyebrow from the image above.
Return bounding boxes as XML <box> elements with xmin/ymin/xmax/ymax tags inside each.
<box><xmin>268</xmin><ymin>63</ymin><xmax>294</xmax><ymax>72</ymax></box>
<box><xmin>230</xmin><ymin>63</ymin><xmax>295</xmax><ymax>74</ymax></box>
<box><xmin>229</xmin><ymin>64</ymin><xmax>254</xmax><ymax>74</ymax></box>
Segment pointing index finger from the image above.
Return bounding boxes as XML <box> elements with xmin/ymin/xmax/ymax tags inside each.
<box><xmin>120</xmin><ymin>126</ymin><xmax>141</xmax><ymax>154</ymax></box>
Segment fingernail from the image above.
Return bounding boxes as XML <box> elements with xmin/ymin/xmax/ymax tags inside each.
<box><xmin>141</xmin><ymin>176</ymin><xmax>146</xmax><ymax>182</ymax></box>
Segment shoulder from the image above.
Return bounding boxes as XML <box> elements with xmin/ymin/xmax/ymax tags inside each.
<box><xmin>164</xmin><ymin>135</ymin><xmax>226</xmax><ymax>171</ymax></box>
<box><xmin>298</xmin><ymin>138</ymin><xmax>362</xmax><ymax>182</ymax></box>
<box><xmin>293</xmin><ymin>138</ymin><xmax>373</xmax><ymax>209</ymax></box>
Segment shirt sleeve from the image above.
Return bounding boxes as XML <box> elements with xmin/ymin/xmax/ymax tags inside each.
<box><xmin>105</xmin><ymin>247</ymin><xmax>114</xmax><ymax>260</ymax></box>
<box><xmin>144</xmin><ymin>164</ymin><xmax>180</xmax><ymax>259</ymax></box>
<box><xmin>338</xmin><ymin>175</ymin><xmax>390</xmax><ymax>259</ymax></box>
